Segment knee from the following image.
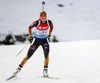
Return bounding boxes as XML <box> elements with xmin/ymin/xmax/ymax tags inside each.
<box><xmin>27</xmin><ymin>46</ymin><xmax>36</xmax><ymax>59</ymax></box>
<box><xmin>24</xmin><ymin>56</ymin><xmax>29</xmax><ymax>60</ymax></box>
<box><xmin>27</xmin><ymin>54</ymin><xmax>31</xmax><ymax>59</ymax></box>
<box><xmin>45</xmin><ymin>54</ymin><xmax>49</xmax><ymax>59</ymax></box>
<box><xmin>44</xmin><ymin>48</ymin><xmax>49</xmax><ymax>59</ymax></box>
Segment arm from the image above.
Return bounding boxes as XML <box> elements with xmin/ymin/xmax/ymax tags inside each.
<box><xmin>28</xmin><ymin>21</ymin><xmax>38</xmax><ymax>43</ymax></box>
<box><xmin>28</xmin><ymin>24</ymin><xmax>34</xmax><ymax>43</ymax></box>
<box><xmin>28</xmin><ymin>21</ymin><xmax>38</xmax><ymax>38</ymax></box>
<box><xmin>48</xmin><ymin>20</ymin><xmax>53</xmax><ymax>38</ymax></box>
<box><xmin>28</xmin><ymin>23</ymin><xmax>34</xmax><ymax>38</ymax></box>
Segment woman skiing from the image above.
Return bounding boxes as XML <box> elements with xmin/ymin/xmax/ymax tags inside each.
<box><xmin>13</xmin><ymin>11</ymin><xmax>53</xmax><ymax>77</ymax></box>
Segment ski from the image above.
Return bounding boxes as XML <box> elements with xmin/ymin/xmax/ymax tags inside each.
<box><xmin>39</xmin><ymin>76</ymin><xmax>59</xmax><ymax>80</ymax></box>
<box><xmin>6</xmin><ymin>75</ymin><xmax>16</xmax><ymax>81</ymax></box>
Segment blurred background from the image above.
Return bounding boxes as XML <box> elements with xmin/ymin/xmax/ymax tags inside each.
<box><xmin>0</xmin><ymin>0</ymin><xmax>100</xmax><ymax>45</ymax></box>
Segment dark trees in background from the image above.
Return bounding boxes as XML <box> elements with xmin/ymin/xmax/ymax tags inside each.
<box><xmin>0</xmin><ymin>33</ymin><xmax>59</xmax><ymax>45</ymax></box>
<box><xmin>15</xmin><ymin>35</ymin><xmax>26</xmax><ymax>42</ymax></box>
<box><xmin>52</xmin><ymin>36</ymin><xmax>59</xmax><ymax>42</ymax></box>
<box><xmin>3</xmin><ymin>34</ymin><xmax>14</xmax><ymax>45</ymax></box>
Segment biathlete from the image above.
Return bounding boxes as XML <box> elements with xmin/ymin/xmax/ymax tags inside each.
<box><xmin>13</xmin><ymin>11</ymin><xmax>53</xmax><ymax>77</ymax></box>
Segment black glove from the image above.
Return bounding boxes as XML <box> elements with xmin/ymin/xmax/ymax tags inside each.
<box><xmin>28</xmin><ymin>37</ymin><xmax>33</xmax><ymax>43</ymax></box>
<box><xmin>48</xmin><ymin>35</ymin><xmax>51</xmax><ymax>42</ymax></box>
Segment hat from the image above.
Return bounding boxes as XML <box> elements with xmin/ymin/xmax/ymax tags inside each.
<box><xmin>40</xmin><ymin>11</ymin><xmax>47</xmax><ymax>17</ymax></box>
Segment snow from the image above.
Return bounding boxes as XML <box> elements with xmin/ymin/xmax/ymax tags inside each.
<box><xmin>0</xmin><ymin>40</ymin><xmax>100</xmax><ymax>83</ymax></box>
<box><xmin>0</xmin><ymin>0</ymin><xmax>100</xmax><ymax>82</ymax></box>
<box><xmin>0</xmin><ymin>0</ymin><xmax>100</xmax><ymax>41</ymax></box>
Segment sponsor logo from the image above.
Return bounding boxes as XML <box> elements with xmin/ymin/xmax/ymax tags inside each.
<box><xmin>38</xmin><ymin>26</ymin><xmax>48</xmax><ymax>30</ymax></box>
<box><xmin>31</xmin><ymin>45</ymin><xmax>36</xmax><ymax>50</ymax></box>
<box><xmin>37</xmin><ymin>23</ymin><xmax>49</xmax><ymax>30</ymax></box>
<box><xmin>32</xmin><ymin>45</ymin><xmax>35</xmax><ymax>48</ymax></box>
<box><xmin>44</xmin><ymin>44</ymin><xmax>48</xmax><ymax>46</ymax></box>
<box><xmin>45</xmin><ymin>47</ymin><xmax>47</xmax><ymax>49</ymax></box>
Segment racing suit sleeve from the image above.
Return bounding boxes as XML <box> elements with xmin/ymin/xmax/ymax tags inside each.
<box><xmin>48</xmin><ymin>20</ymin><xmax>53</xmax><ymax>37</ymax></box>
<box><xmin>28</xmin><ymin>21</ymin><xmax>38</xmax><ymax>37</ymax></box>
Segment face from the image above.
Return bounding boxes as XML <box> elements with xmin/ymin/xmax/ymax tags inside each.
<box><xmin>40</xmin><ymin>16</ymin><xmax>47</xmax><ymax>23</ymax></box>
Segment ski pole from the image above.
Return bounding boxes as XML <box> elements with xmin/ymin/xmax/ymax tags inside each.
<box><xmin>16</xmin><ymin>42</ymin><xmax>30</xmax><ymax>57</ymax></box>
<box><xmin>42</xmin><ymin>1</ymin><xmax>45</xmax><ymax>11</ymax></box>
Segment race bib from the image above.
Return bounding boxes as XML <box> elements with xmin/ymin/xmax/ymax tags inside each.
<box><xmin>39</xmin><ymin>30</ymin><xmax>47</xmax><ymax>36</ymax></box>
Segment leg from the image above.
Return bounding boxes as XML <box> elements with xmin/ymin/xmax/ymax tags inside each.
<box><xmin>13</xmin><ymin>56</ymin><xmax>28</xmax><ymax>76</ymax></box>
<box><xmin>19</xmin><ymin>55</ymin><xmax>28</xmax><ymax>67</ymax></box>
<box><xmin>42</xmin><ymin>38</ymin><xmax>50</xmax><ymax>77</ymax></box>
<box><xmin>13</xmin><ymin>38</ymin><xmax>40</xmax><ymax>76</ymax></box>
<box><xmin>19</xmin><ymin>38</ymin><xmax>40</xmax><ymax>67</ymax></box>
<box><xmin>44</xmin><ymin>56</ymin><xmax>49</xmax><ymax>68</ymax></box>
<box><xmin>42</xmin><ymin>39</ymin><xmax>49</xmax><ymax>68</ymax></box>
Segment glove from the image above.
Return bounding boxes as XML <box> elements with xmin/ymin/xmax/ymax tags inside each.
<box><xmin>48</xmin><ymin>35</ymin><xmax>51</xmax><ymax>42</ymax></box>
<box><xmin>28</xmin><ymin>37</ymin><xmax>33</xmax><ymax>43</ymax></box>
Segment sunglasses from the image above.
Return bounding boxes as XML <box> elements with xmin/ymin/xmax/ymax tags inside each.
<box><xmin>40</xmin><ymin>13</ymin><xmax>46</xmax><ymax>17</ymax></box>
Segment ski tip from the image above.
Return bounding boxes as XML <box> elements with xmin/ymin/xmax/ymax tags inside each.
<box><xmin>6</xmin><ymin>75</ymin><xmax>16</xmax><ymax>81</ymax></box>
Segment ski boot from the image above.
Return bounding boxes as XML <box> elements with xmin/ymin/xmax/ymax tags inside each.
<box><xmin>6</xmin><ymin>66</ymin><xmax>22</xmax><ymax>81</ymax></box>
<box><xmin>13</xmin><ymin>66</ymin><xmax>22</xmax><ymax>76</ymax></box>
<box><xmin>43</xmin><ymin>68</ymin><xmax>48</xmax><ymax>77</ymax></box>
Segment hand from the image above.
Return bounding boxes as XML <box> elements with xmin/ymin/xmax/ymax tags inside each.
<box><xmin>48</xmin><ymin>35</ymin><xmax>51</xmax><ymax>42</ymax></box>
<box><xmin>28</xmin><ymin>37</ymin><xmax>33</xmax><ymax>43</ymax></box>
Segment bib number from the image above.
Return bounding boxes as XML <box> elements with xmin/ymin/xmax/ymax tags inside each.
<box><xmin>39</xmin><ymin>30</ymin><xmax>47</xmax><ymax>36</ymax></box>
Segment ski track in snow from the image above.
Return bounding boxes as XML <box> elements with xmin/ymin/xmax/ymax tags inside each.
<box><xmin>0</xmin><ymin>40</ymin><xmax>100</xmax><ymax>83</ymax></box>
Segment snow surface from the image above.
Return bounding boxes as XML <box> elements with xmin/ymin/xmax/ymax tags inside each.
<box><xmin>0</xmin><ymin>0</ymin><xmax>100</xmax><ymax>41</ymax></box>
<box><xmin>0</xmin><ymin>40</ymin><xmax>100</xmax><ymax>83</ymax></box>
